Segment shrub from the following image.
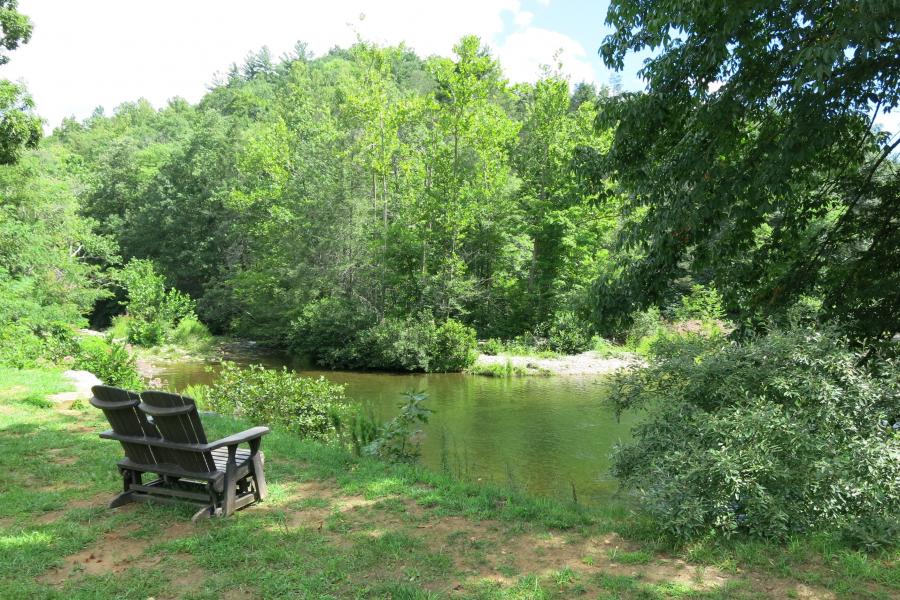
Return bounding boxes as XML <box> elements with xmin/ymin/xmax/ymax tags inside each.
<box><xmin>430</xmin><ymin>318</ymin><xmax>478</xmax><ymax>372</ymax></box>
<box><xmin>168</xmin><ymin>316</ymin><xmax>213</xmax><ymax>350</ymax></box>
<box><xmin>609</xmin><ymin>327</ymin><xmax>900</xmax><ymax>542</ymax></box>
<box><xmin>674</xmin><ymin>284</ymin><xmax>726</xmax><ymax>322</ymax></box>
<box><xmin>545</xmin><ymin>311</ymin><xmax>592</xmax><ymax>354</ymax></box>
<box><xmin>481</xmin><ymin>338</ymin><xmax>503</xmax><ymax>356</ymax></box>
<box><xmin>74</xmin><ymin>336</ymin><xmax>142</xmax><ymax>388</ymax></box>
<box><xmin>625</xmin><ymin>306</ymin><xmax>663</xmax><ymax>350</ymax></box>
<box><xmin>0</xmin><ymin>321</ymin><xmax>80</xmax><ymax>368</ymax></box>
<box><xmin>362</xmin><ymin>391</ymin><xmax>433</xmax><ymax>463</ymax></box>
<box><xmin>116</xmin><ymin>259</ymin><xmax>196</xmax><ymax>346</ymax></box>
<box><xmin>288</xmin><ymin>298</ymin><xmax>374</xmax><ymax>368</ymax></box>
<box><xmin>290</xmin><ymin>302</ymin><xmax>477</xmax><ymax>373</ymax></box>
<box><xmin>203</xmin><ymin>362</ymin><xmax>349</xmax><ymax>442</ymax></box>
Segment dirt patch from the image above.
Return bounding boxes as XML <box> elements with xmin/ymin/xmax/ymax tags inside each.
<box><xmin>33</xmin><ymin>494</ymin><xmax>109</xmax><ymax>524</ymax></box>
<box><xmin>475</xmin><ymin>352</ymin><xmax>642</xmax><ymax>376</ymax></box>
<box><xmin>39</xmin><ymin>520</ymin><xmax>196</xmax><ymax>585</ymax></box>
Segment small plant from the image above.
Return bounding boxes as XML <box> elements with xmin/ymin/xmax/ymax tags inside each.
<box><xmin>362</xmin><ymin>391</ymin><xmax>433</xmax><ymax>463</ymax></box>
<box><xmin>115</xmin><ymin>259</ymin><xmax>196</xmax><ymax>346</ymax></box>
<box><xmin>74</xmin><ymin>336</ymin><xmax>141</xmax><ymax>388</ymax></box>
<box><xmin>545</xmin><ymin>311</ymin><xmax>592</xmax><ymax>354</ymax></box>
<box><xmin>674</xmin><ymin>284</ymin><xmax>726</xmax><ymax>322</ymax></box>
<box><xmin>481</xmin><ymin>338</ymin><xmax>503</xmax><ymax>355</ymax></box>
<box><xmin>203</xmin><ymin>362</ymin><xmax>349</xmax><ymax>442</ymax></box>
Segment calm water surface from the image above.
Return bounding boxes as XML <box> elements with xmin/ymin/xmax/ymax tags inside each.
<box><xmin>155</xmin><ymin>353</ymin><xmax>636</xmax><ymax>506</ymax></box>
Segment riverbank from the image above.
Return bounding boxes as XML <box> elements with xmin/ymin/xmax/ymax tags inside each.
<box><xmin>1</xmin><ymin>366</ymin><xmax>895</xmax><ymax>599</ymax></box>
<box><xmin>473</xmin><ymin>351</ymin><xmax>641</xmax><ymax>376</ymax></box>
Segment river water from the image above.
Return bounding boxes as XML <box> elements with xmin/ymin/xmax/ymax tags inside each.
<box><xmin>154</xmin><ymin>353</ymin><xmax>636</xmax><ymax>506</ymax></box>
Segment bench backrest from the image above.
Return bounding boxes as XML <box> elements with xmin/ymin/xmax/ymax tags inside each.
<box><xmin>90</xmin><ymin>385</ymin><xmax>160</xmax><ymax>466</ymax></box>
<box><xmin>139</xmin><ymin>390</ymin><xmax>217</xmax><ymax>473</ymax></box>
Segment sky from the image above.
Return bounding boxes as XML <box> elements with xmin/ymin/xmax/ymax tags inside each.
<box><xmin>3</xmin><ymin>0</ymin><xmax>896</xmax><ymax>136</ymax></box>
<box><xmin>3</xmin><ymin>0</ymin><xmax>649</xmax><ymax>130</ymax></box>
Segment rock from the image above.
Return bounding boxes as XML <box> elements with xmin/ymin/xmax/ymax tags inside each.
<box><xmin>49</xmin><ymin>370</ymin><xmax>103</xmax><ymax>406</ymax></box>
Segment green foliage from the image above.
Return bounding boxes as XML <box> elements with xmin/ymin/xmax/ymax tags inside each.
<box><xmin>430</xmin><ymin>318</ymin><xmax>478</xmax><ymax>372</ymax></box>
<box><xmin>167</xmin><ymin>316</ymin><xmax>213</xmax><ymax>351</ymax></box>
<box><xmin>481</xmin><ymin>338</ymin><xmax>503</xmax><ymax>356</ymax></box>
<box><xmin>362</xmin><ymin>391</ymin><xmax>433</xmax><ymax>463</ymax></box>
<box><xmin>290</xmin><ymin>306</ymin><xmax>476</xmax><ymax>372</ymax></box>
<box><xmin>202</xmin><ymin>362</ymin><xmax>349</xmax><ymax>442</ymax></box>
<box><xmin>0</xmin><ymin>1</ymin><xmax>40</xmax><ymax>165</ymax></box>
<box><xmin>625</xmin><ymin>307</ymin><xmax>662</xmax><ymax>350</ymax></box>
<box><xmin>116</xmin><ymin>259</ymin><xmax>196</xmax><ymax>346</ymax></box>
<box><xmin>674</xmin><ymin>284</ymin><xmax>726</xmax><ymax>323</ymax></box>
<box><xmin>609</xmin><ymin>327</ymin><xmax>900</xmax><ymax>542</ymax></box>
<box><xmin>73</xmin><ymin>336</ymin><xmax>141</xmax><ymax>388</ymax></box>
<box><xmin>593</xmin><ymin>0</ymin><xmax>900</xmax><ymax>342</ymax></box>
<box><xmin>544</xmin><ymin>311</ymin><xmax>592</xmax><ymax>354</ymax></box>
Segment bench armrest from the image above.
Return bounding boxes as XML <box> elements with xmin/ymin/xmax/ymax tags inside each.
<box><xmin>206</xmin><ymin>427</ymin><xmax>270</xmax><ymax>451</ymax></box>
<box><xmin>99</xmin><ymin>426</ymin><xmax>270</xmax><ymax>453</ymax></box>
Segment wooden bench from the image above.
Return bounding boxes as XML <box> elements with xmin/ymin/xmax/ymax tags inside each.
<box><xmin>91</xmin><ymin>385</ymin><xmax>269</xmax><ymax>521</ymax></box>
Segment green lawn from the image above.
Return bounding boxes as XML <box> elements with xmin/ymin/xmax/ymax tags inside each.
<box><xmin>1</xmin><ymin>367</ymin><xmax>896</xmax><ymax>599</ymax></box>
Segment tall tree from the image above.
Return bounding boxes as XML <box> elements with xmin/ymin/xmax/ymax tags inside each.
<box><xmin>592</xmin><ymin>0</ymin><xmax>900</xmax><ymax>342</ymax></box>
<box><xmin>0</xmin><ymin>0</ymin><xmax>40</xmax><ymax>164</ymax></box>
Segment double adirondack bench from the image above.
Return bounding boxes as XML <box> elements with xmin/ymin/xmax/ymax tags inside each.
<box><xmin>91</xmin><ymin>385</ymin><xmax>269</xmax><ymax>521</ymax></box>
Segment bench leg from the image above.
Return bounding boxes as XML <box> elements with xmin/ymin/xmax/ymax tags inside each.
<box><xmin>110</xmin><ymin>469</ymin><xmax>141</xmax><ymax>508</ymax></box>
<box><xmin>251</xmin><ymin>453</ymin><xmax>268</xmax><ymax>501</ymax></box>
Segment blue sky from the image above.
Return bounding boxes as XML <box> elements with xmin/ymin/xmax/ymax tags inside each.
<box><xmin>5</xmin><ymin>0</ymin><xmax>893</xmax><ymax>135</ymax></box>
<box><xmin>4</xmin><ymin>0</ymin><xmax>651</xmax><ymax>129</ymax></box>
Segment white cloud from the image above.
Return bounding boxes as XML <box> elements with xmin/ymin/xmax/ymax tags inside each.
<box><xmin>514</xmin><ymin>11</ymin><xmax>534</xmax><ymax>27</ymax></box>
<box><xmin>494</xmin><ymin>27</ymin><xmax>597</xmax><ymax>85</ymax></box>
<box><xmin>6</xmin><ymin>0</ymin><xmax>553</xmax><ymax>127</ymax></box>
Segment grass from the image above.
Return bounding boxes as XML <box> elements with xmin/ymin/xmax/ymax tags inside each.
<box><xmin>467</xmin><ymin>360</ymin><xmax>538</xmax><ymax>377</ymax></box>
<box><xmin>1</xmin><ymin>366</ymin><xmax>897</xmax><ymax>599</ymax></box>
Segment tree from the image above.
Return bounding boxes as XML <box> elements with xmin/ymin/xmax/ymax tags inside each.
<box><xmin>592</xmin><ymin>0</ymin><xmax>900</xmax><ymax>342</ymax></box>
<box><xmin>0</xmin><ymin>0</ymin><xmax>40</xmax><ymax>164</ymax></box>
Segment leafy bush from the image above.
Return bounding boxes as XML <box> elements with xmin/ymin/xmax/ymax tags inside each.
<box><xmin>361</xmin><ymin>391</ymin><xmax>433</xmax><ymax>462</ymax></box>
<box><xmin>430</xmin><ymin>318</ymin><xmax>478</xmax><ymax>371</ymax></box>
<box><xmin>481</xmin><ymin>338</ymin><xmax>503</xmax><ymax>356</ymax></box>
<box><xmin>674</xmin><ymin>284</ymin><xmax>726</xmax><ymax>322</ymax></box>
<box><xmin>289</xmin><ymin>298</ymin><xmax>374</xmax><ymax>367</ymax></box>
<box><xmin>0</xmin><ymin>321</ymin><xmax>80</xmax><ymax>368</ymax></box>
<box><xmin>545</xmin><ymin>311</ymin><xmax>592</xmax><ymax>354</ymax></box>
<box><xmin>609</xmin><ymin>327</ymin><xmax>900</xmax><ymax>542</ymax></box>
<box><xmin>290</xmin><ymin>302</ymin><xmax>477</xmax><ymax>372</ymax></box>
<box><xmin>202</xmin><ymin>362</ymin><xmax>349</xmax><ymax>442</ymax></box>
<box><xmin>625</xmin><ymin>306</ymin><xmax>663</xmax><ymax>350</ymax></box>
<box><xmin>74</xmin><ymin>336</ymin><xmax>141</xmax><ymax>388</ymax></box>
<box><xmin>116</xmin><ymin>259</ymin><xmax>196</xmax><ymax>346</ymax></box>
<box><xmin>168</xmin><ymin>316</ymin><xmax>213</xmax><ymax>350</ymax></box>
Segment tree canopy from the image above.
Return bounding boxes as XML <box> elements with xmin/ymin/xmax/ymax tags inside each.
<box><xmin>591</xmin><ymin>0</ymin><xmax>900</xmax><ymax>342</ymax></box>
<box><xmin>0</xmin><ymin>0</ymin><xmax>40</xmax><ymax>164</ymax></box>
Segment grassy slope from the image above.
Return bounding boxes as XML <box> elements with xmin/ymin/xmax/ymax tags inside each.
<box><xmin>1</xmin><ymin>367</ymin><xmax>897</xmax><ymax>599</ymax></box>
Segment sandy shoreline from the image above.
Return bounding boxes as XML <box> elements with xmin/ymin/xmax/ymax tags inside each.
<box><xmin>474</xmin><ymin>351</ymin><xmax>641</xmax><ymax>376</ymax></box>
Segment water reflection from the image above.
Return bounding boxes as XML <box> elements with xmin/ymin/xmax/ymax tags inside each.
<box><xmin>154</xmin><ymin>355</ymin><xmax>635</xmax><ymax>506</ymax></box>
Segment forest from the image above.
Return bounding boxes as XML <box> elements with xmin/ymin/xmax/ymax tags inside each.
<box><xmin>1</xmin><ymin>0</ymin><xmax>899</xmax><ymax>576</ymax></box>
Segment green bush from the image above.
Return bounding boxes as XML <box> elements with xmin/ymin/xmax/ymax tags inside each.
<box><xmin>290</xmin><ymin>302</ymin><xmax>477</xmax><ymax>373</ymax></box>
<box><xmin>168</xmin><ymin>316</ymin><xmax>213</xmax><ymax>349</ymax></box>
<box><xmin>0</xmin><ymin>321</ymin><xmax>80</xmax><ymax>368</ymax></box>
<box><xmin>289</xmin><ymin>298</ymin><xmax>374</xmax><ymax>368</ymax></box>
<box><xmin>361</xmin><ymin>391</ymin><xmax>433</xmax><ymax>463</ymax></box>
<box><xmin>674</xmin><ymin>284</ymin><xmax>726</xmax><ymax>322</ymax></box>
<box><xmin>202</xmin><ymin>362</ymin><xmax>349</xmax><ymax>442</ymax></box>
<box><xmin>430</xmin><ymin>318</ymin><xmax>478</xmax><ymax>372</ymax></box>
<box><xmin>116</xmin><ymin>259</ymin><xmax>196</xmax><ymax>346</ymax></box>
<box><xmin>481</xmin><ymin>338</ymin><xmax>503</xmax><ymax>356</ymax></box>
<box><xmin>625</xmin><ymin>306</ymin><xmax>663</xmax><ymax>350</ymax></box>
<box><xmin>609</xmin><ymin>327</ymin><xmax>900</xmax><ymax>542</ymax></box>
<box><xmin>545</xmin><ymin>311</ymin><xmax>592</xmax><ymax>354</ymax></box>
<box><xmin>74</xmin><ymin>336</ymin><xmax>141</xmax><ymax>388</ymax></box>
